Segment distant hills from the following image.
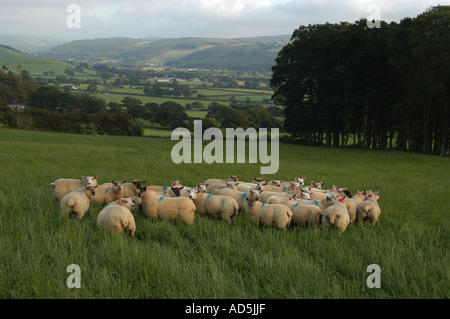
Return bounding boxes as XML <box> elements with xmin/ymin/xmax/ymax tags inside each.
<box><xmin>38</xmin><ymin>36</ymin><xmax>291</xmax><ymax>72</ymax></box>
<box><xmin>0</xmin><ymin>34</ymin><xmax>291</xmax><ymax>72</ymax></box>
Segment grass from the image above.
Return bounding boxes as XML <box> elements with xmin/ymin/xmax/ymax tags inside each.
<box><xmin>0</xmin><ymin>128</ymin><xmax>448</xmax><ymax>299</ymax></box>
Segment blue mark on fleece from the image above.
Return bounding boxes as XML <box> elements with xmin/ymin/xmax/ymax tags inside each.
<box><xmin>207</xmin><ymin>194</ymin><xmax>213</xmax><ymax>200</ymax></box>
<box><xmin>158</xmin><ymin>197</ymin><xmax>164</xmax><ymax>202</ymax></box>
<box><xmin>241</xmin><ymin>193</ymin><xmax>247</xmax><ymax>200</ymax></box>
<box><xmin>313</xmin><ymin>200</ymin><xmax>319</xmax><ymax>206</ymax></box>
<box><xmin>74</xmin><ymin>190</ymin><xmax>83</xmax><ymax>194</ymax></box>
<box><xmin>366</xmin><ymin>199</ymin><xmax>377</xmax><ymax>203</ymax></box>
<box><xmin>105</xmin><ymin>186</ymin><xmax>111</xmax><ymax>194</ymax></box>
<box><xmin>261</xmin><ymin>203</ymin><xmax>265</xmax><ymax>208</ymax></box>
<box><xmin>105</xmin><ymin>203</ymin><xmax>119</xmax><ymax>208</ymax></box>
<box><xmin>221</xmin><ymin>198</ymin><xmax>226</xmax><ymax>209</ymax></box>
<box><xmin>293</xmin><ymin>203</ymin><xmax>299</xmax><ymax>208</ymax></box>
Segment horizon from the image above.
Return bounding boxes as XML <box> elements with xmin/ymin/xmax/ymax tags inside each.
<box><xmin>0</xmin><ymin>1</ymin><xmax>446</xmax><ymax>42</ymax></box>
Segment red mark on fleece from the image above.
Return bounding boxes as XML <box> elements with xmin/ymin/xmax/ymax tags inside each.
<box><xmin>368</xmin><ymin>194</ymin><xmax>373</xmax><ymax>197</ymax></box>
<box><xmin>338</xmin><ymin>198</ymin><xmax>345</xmax><ymax>204</ymax></box>
<box><xmin>289</xmin><ymin>198</ymin><xmax>293</xmax><ymax>201</ymax></box>
<box><xmin>172</xmin><ymin>182</ymin><xmax>176</xmax><ymax>186</ymax></box>
<box><xmin>148</xmin><ymin>188</ymin><xmax>153</xmax><ymax>192</ymax></box>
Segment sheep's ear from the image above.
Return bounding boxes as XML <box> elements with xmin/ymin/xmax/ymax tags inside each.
<box><xmin>122</xmin><ymin>180</ymin><xmax>127</xmax><ymax>184</ymax></box>
<box><xmin>131</xmin><ymin>196</ymin><xmax>136</xmax><ymax>201</ymax></box>
<box><xmin>205</xmin><ymin>183</ymin><xmax>209</xmax><ymax>186</ymax></box>
<box><xmin>93</xmin><ymin>176</ymin><xmax>98</xmax><ymax>180</ymax></box>
<box><xmin>83</xmin><ymin>176</ymin><xmax>87</xmax><ymax>180</ymax></box>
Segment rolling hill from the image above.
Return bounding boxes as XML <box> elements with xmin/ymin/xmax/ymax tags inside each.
<box><xmin>39</xmin><ymin>36</ymin><xmax>290</xmax><ymax>72</ymax></box>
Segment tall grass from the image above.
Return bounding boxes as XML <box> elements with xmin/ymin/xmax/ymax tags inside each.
<box><xmin>0</xmin><ymin>128</ymin><xmax>448</xmax><ymax>299</ymax></box>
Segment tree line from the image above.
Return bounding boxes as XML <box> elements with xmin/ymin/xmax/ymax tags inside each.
<box><xmin>271</xmin><ymin>6</ymin><xmax>449</xmax><ymax>156</ymax></box>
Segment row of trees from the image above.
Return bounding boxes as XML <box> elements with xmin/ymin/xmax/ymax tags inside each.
<box><xmin>271</xmin><ymin>6</ymin><xmax>449</xmax><ymax>156</ymax></box>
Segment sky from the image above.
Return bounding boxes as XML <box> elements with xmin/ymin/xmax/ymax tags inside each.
<box><xmin>0</xmin><ymin>0</ymin><xmax>448</xmax><ymax>40</ymax></box>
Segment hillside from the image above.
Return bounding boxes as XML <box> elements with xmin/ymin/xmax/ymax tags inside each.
<box><xmin>39</xmin><ymin>36</ymin><xmax>290</xmax><ymax>72</ymax></box>
<box><xmin>0</xmin><ymin>45</ymin><xmax>97</xmax><ymax>78</ymax></box>
<box><xmin>0</xmin><ymin>34</ymin><xmax>65</xmax><ymax>53</ymax></box>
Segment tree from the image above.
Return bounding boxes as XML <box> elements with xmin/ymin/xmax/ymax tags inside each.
<box><xmin>155</xmin><ymin>101</ymin><xmax>188</xmax><ymax>130</ymax></box>
<box><xmin>86</xmin><ymin>84</ymin><xmax>98</xmax><ymax>93</ymax></box>
<box><xmin>64</xmin><ymin>68</ymin><xmax>75</xmax><ymax>77</ymax></box>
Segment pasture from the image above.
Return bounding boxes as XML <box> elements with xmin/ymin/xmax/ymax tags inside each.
<box><xmin>0</xmin><ymin>128</ymin><xmax>448</xmax><ymax>299</ymax></box>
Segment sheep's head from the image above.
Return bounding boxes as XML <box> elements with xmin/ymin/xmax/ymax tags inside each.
<box><xmin>367</xmin><ymin>191</ymin><xmax>380</xmax><ymax>201</ymax></box>
<box><xmin>138</xmin><ymin>186</ymin><xmax>153</xmax><ymax>198</ymax></box>
<box><xmin>118</xmin><ymin>197</ymin><xmax>136</xmax><ymax>210</ymax></box>
<box><xmin>86</xmin><ymin>185</ymin><xmax>97</xmax><ymax>198</ymax></box>
<box><xmin>132</xmin><ymin>179</ymin><xmax>146</xmax><ymax>191</ymax></box>
<box><xmin>225</xmin><ymin>182</ymin><xmax>239</xmax><ymax>189</ymax></box>
<box><xmin>188</xmin><ymin>189</ymin><xmax>201</xmax><ymax>200</ymax></box>
<box><xmin>196</xmin><ymin>183</ymin><xmax>207</xmax><ymax>193</ymax></box>
<box><xmin>270</xmin><ymin>180</ymin><xmax>282</xmax><ymax>187</ymax></box>
<box><xmin>229</xmin><ymin>175</ymin><xmax>240</xmax><ymax>182</ymax></box>
<box><xmin>310</xmin><ymin>181</ymin><xmax>324</xmax><ymax>189</ymax></box>
<box><xmin>111</xmin><ymin>180</ymin><xmax>126</xmax><ymax>192</ymax></box>
<box><xmin>253</xmin><ymin>177</ymin><xmax>266</xmax><ymax>185</ymax></box>
<box><xmin>83</xmin><ymin>176</ymin><xmax>98</xmax><ymax>188</ymax></box>
<box><xmin>171</xmin><ymin>180</ymin><xmax>183</xmax><ymax>187</ymax></box>
<box><xmin>327</xmin><ymin>195</ymin><xmax>338</xmax><ymax>206</ymax></box>
<box><xmin>171</xmin><ymin>185</ymin><xmax>184</xmax><ymax>197</ymax></box>
<box><xmin>289</xmin><ymin>181</ymin><xmax>301</xmax><ymax>191</ymax></box>
<box><xmin>299</xmin><ymin>191</ymin><xmax>310</xmax><ymax>200</ymax></box>
<box><xmin>295</xmin><ymin>177</ymin><xmax>307</xmax><ymax>186</ymax></box>
<box><xmin>245</xmin><ymin>190</ymin><xmax>259</xmax><ymax>208</ymax></box>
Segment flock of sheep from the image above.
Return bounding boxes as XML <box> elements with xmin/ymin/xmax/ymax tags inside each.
<box><xmin>50</xmin><ymin>175</ymin><xmax>381</xmax><ymax>237</ymax></box>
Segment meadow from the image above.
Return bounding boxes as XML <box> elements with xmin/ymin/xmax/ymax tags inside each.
<box><xmin>0</xmin><ymin>128</ymin><xmax>448</xmax><ymax>299</ymax></box>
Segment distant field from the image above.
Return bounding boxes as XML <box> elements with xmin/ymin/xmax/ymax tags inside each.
<box><xmin>0</xmin><ymin>128</ymin><xmax>448</xmax><ymax>299</ymax></box>
<box><xmin>0</xmin><ymin>47</ymin><xmax>98</xmax><ymax>79</ymax></box>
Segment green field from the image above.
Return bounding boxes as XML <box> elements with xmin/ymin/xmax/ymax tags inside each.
<box><xmin>0</xmin><ymin>128</ymin><xmax>448</xmax><ymax>299</ymax></box>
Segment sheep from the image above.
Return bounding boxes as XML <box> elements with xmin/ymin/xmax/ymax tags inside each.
<box><xmin>322</xmin><ymin>198</ymin><xmax>350</xmax><ymax>233</ymax></box>
<box><xmin>60</xmin><ymin>186</ymin><xmax>97</xmax><ymax>220</ymax></box>
<box><xmin>97</xmin><ymin>197</ymin><xmax>136</xmax><ymax>238</ymax></box>
<box><xmin>357</xmin><ymin>191</ymin><xmax>381</xmax><ymax>225</ymax></box>
<box><xmin>91</xmin><ymin>180</ymin><xmax>126</xmax><ymax>206</ymax></box>
<box><xmin>258</xmin><ymin>190</ymin><xmax>289</xmax><ymax>203</ymax></box>
<box><xmin>123</xmin><ymin>180</ymin><xmax>146</xmax><ymax>198</ymax></box>
<box><xmin>204</xmin><ymin>175</ymin><xmax>240</xmax><ymax>186</ymax></box>
<box><xmin>309</xmin><ymin>181</ymin><xmax>324</xmax><ymax>190</ymax></box>
<box><xmin>179</xmin><ymin>183</ymin><xmax>207</xmax><ymax>197</ymax></box>
<box><xmin>289</xmin><ymin>203</ymin><xmax>323</xmax><ymax>227</ymax></box>
<box><xmin>205</xmin><ymin>183</ymin><xmax>229</xmax><ymax>194</ymax></box>
<box><xmin>215</xmin><ymin>187</ymin><xmax>249</xmax><ymax>211</ymax></box>
<box><xmin>244</xmin><ymin>190</ymin><xmax>292</xmax><ymax>230</ymax></box>
<box><xmin>267</xmin><ymin>180</ymin><xmax>283</xmax><ymax>187</ymax></box>
<box><xmin>147</xmin><ymin>183</ymin><xmax>184</xmax><ymax>197</ymax></box>
<box><xmin>252</xmin><ymin>177</ymin><xmax>266</xmax><ymax>185</ymax></box>
<box><xmin>308</xmin><ymin>189</ymin><xmax>337</xmax><ymax>200</ymax></box>
<box><xmin>294</xmin><ymin>195</ymin><xmax>337</xmax><ymax>212</ymax></box>
<box><xmin>189</xmin><ymin>189</ymin><xmax>239</xmax><ymax>223</ymax></box>
<box><xmin>139</xmin><ymin>187</ymin><xmax>195</xmax><ymax>225</ymax></box>
<box><xmin>266</xmin><ymin>192</ymin><xmax>309</xmax><ymax>204</ymax></box>
<box><xmin>50</xmin><ymin>176</ymin><xmax>98</xmax><ymax>201</ymax></box>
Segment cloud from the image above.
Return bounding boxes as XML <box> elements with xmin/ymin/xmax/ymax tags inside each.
<box><xmin>0</xmin><ymin>0</ymin><xmax>446</xmax><ymax>40</ymax></box>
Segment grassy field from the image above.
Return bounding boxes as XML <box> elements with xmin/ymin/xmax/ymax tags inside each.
<box><xmin>0</xmin><ymin>128</ymin><xmax>448</xmax><ymax>299</ymax></box>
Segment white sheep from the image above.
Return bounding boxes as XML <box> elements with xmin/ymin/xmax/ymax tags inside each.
<box><xmin>97</xmin><ymin>197</ymin><xmax>137</xmax><ymax>238</ymax></box>
<box><xmin>60</xmin><ymin>186</ymin><xmax>97</xmax><ymax>220</ymax></box>
<box><xmin>189</xmin><ymin>189</ymin><xmax>239</xmax><ymax>223</ymax></box>
<box><xmin>139</xmin><ymin>187</ymin><xmax>196</xmax><ymax>225</ymax></box>
<box><xmin>50</xmin><ymin>176</ymin><xmax>98</xmax><ymax>201</ymax></box>
<box><xmin>257</xmin><ymin>190</ymin><xmax>289</xmax><ymax>203</ymax></box>
<box><xmin>308</xmin><ymin>181</ymin><xmax>324</xmax><ymax>189</ymax></box>
<box><xmin>294</xmin><ymin>195</ymin><xmax>337</xmax><ymax>212</ymax></box>
<box><xmin>338</xmin><ymin>190</ymin><xmax>366</xmax><ymax>223</ymax></box>
<box><xmin>289</xmin><ymin>203</ymin><xmax>323</xmax><ymax>227</ymax></box>
<box><xmin>205</xmin><ymin>183</ymin><xmax>228</xmax><ymax>194</ymax></box>
<box><xmin>322</xmin><ymin>198</ymin><xmax>350</xmax><ymax>233</ymax></box>
<box><xmin>204</xmin><ymin>175</ymin><xmax>240</xmax><ymax>186</ymax></box>
<box><xmin>91</xmin><ymin>180</ymin><xmax>126</xmax><ymax>206</ymax></box>
<box><xmin>179</xmin><ymin>183</ymin><xmax>207</xmax><ymax>197</ymax></box>
<box><xmin>357</xmin><ymin>191</ymin><xmax>381</xmax><ymax>225</ymax></box>
<box><xmin>215</xmin><ymin>187</ymin><xmax>249</xmax><ymax>211</ymax></box>
<box><xmin>244</xmin><ymin>190</ymin><xmax>292</xmax><ymax>229</ymax></box>
<box><xmin>123</xmin><ymin>180</ymin><xmax>146</xmax><ymax>198</ymax></box>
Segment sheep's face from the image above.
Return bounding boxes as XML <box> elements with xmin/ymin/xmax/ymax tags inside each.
<box><xmin>196</xmin><ymin>183</ymin><xmax>207</xmax><ymax>193</ymax></box>
<box><xmin>86</xmin><ymin>186</ymin><xmax>97</xmax><ymax>198</ymax></box>
<box><xmin>300</xmin><ymin>191</ymin><xmax>310</xmax><ymax>200</ymax></box>
<box><xmin>119</xmin><ymin>197</ymin><xmax>136</xmax><ymax>209</ymax></box>
<box><xmin>270</xmin><ymin>180</ymin><xmax>282</xmax><ymax>187</ymax></box>
<box><xmin>295</xmin><ymin>177</ymin><xmax>307</xmax><ymax>186</ymax></box>
<box><xmin>311</xmin><ymin>181</ymin><xmax>324</xmax><ymax>189</ymax></box>
<box><xmin>253</xmin><ymin>177</ymin><xmax>266</xmax><ymax>185</ymax></box>
<box><xmin>189</xmin><ymin>190</ymin><xmax>200</xmax><ymax>200</ymax></box>
<box><xmin>225</xmin><ymin>182</ymin><xmax>238</xmax><ymax>189</ymax></box>
<box><xmin>245</xmin><ymin>190</ymin><xmax>259</xmax><ymax>208</ymax></box>
<box><xmin>111</xmin><ymin>180</ymin><xmax>126</xmax><ymax>192</ymax></box>
<box><xmin>171</xmin><ymin>186</ymin><xmax>184</xmax><ymax>197</ymax></box>
<box><xmin>289</xmin><ymin>181</ymin><xmax>301</xmax><ymax>191</ymax></box>
<box><xmin>327</xmin><ymin>195</ymin><xmax>338</xmax><ymax>206</ymax></box>
<box><xmin>83</xmin><ymin>176</ymin><xmax>98</xmax><ymax>188</ymax></box>
<box><xmin>132</xmin><ymin>180</ymin><xmax>146</xmax><ymax>191</ymax></box>
<box><xmin>229</xmin><ymin>175</ymin><xmax>240</xmax><ymax>182</ymax></box>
